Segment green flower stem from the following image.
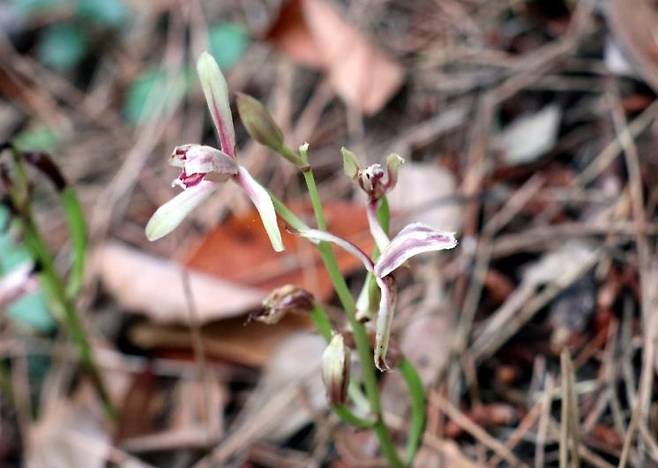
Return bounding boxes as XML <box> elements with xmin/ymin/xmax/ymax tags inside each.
<box><xmin>301</xmin><ymin>169</ymin><xmax>403</xmax><ymax>468</ymax></box>
<box><xmin>310</xmin><ymin>304</ymin><xmax>332</xmax><ymax>341</ymax></box>
<box><xmin>271</xmin><ymin>191</ymin><xmax>400</xmax><ymax>465</ymax></box>
<box><xmin>22</xmin><ymin>210</ymin><xmax>116</xmax><ymax>420</ymax></box>
<box><xmin>8</xmin><ymin>153</ymin><xmax>115</xmax><ymax>420</ymax></box>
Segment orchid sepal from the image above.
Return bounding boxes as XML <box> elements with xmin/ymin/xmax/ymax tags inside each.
<box><xmin>145</xmin><ymin>180</ymin><xmax>217</xmax><ymax>241</ymax></box>
<box><xmin>236</xmin><ymin>166</ymin><xmax>284</xmax><ymax>252</ymax></box>
<box><xmin>196</xmin><ymin>52</ymin><xmax>236</xmax><ymax>157</ymax></box>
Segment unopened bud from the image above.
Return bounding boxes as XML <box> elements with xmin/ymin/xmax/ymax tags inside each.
<box><xmin>237</xmin><ymin>93</ymin><xmax>285</xmax><ymax>151</ymax></box>
<box><xmin>321</xmin><ymin>334</ymin><xmax>351</xmax><ymax>405</ymax></box>
<box><xmin>253</xmin><ymin>284</ymin><xmax>314</xmax><ymax>324</ymax></box>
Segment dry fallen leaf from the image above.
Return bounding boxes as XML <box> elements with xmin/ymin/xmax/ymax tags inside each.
<box><xmin>608</xmin><ymin>0</ymin><xmax>658</xmax><ymax>93</ymax></box>
<box><xmin>267</xmin><ymin>0</ymin><xmax>403</xmax><ymax>114</ymax></box>
<box><xmin>129</xmin><ymin>313</ymin><xmax>313</xmax><ymax>367</ymax></box>
<box><xmin>183</xmin><ymin>202</ymin><xmax>373</xmax><ymax>301</ymax></box>
<box><xmin>96</xmin><ymin>242</ymin><xmax>263</xmax><ymax>324</ymax></box>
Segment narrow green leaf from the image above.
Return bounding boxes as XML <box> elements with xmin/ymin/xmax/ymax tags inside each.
<box><xmin>61</xmin><ymin>188</ymin><xmax>87</xmax><ymax>298</ymax></box>
<box><xmin>400</xmin><ymin>359</ymin><xmax>426</xmax><ymax>465</ymax></box>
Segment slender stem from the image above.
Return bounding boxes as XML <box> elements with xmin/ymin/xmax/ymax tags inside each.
<box><xmin>310</xmin><ymin>304</ymin><xmax>332</xmax><ymax>341</ymax></box>
<box><xmin>22</xmin><ymin>217</ymin><xmax>116</xmax><ymax>419</ymax></box>
<box><xmin>8</xmin><ymin>151</ymin><xmax>115</xmax><ymax>419</ymax></box>
<box><xmin>301</xmin><ymin>169</ymin><xmax>403</xmax><ymax>467</ymax></box>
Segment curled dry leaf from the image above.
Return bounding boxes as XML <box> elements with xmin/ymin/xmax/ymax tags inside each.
<box><xmin>608</xmin><ymin>0</ymin><xmax>658</xmax><ymax>93</ymax></box>
<box><xmin>267</xmin><ymin>0</ymin><xmax>403</xmax><ymax>115</ymax></box>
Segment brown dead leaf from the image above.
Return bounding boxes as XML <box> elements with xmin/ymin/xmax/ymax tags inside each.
<box><xmin>129</xmin><ymin>312</ymin><xmax>313</xmax><ymax>367</ymax></box>
<box><xmin>267</xmin><ymin>0</ymin><xmax>403</xmax><ymax>115</ymax></box>
<box><xmin>183</xmin><ymin>201</ymin><xmax>373</xmax><ymax>301</ymax></box>
<box><xmin>96</xmin><ymin>242</ymin><xmax>263</xmax><ymax>324</ymax></box>
<box><xmin>120</xmin><ymin>378</ymin><xmax>226</xmax><ymax>453</ymax></box>
<box><xmin>608</xmin><ymin>0</ymin><xmax>658</xmax><ymax>93</ymax></box>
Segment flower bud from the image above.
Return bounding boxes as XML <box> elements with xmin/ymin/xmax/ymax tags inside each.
<box><xmin>253</xmin><ymin>284</ymin><xmax>314</xmax><ymax>324</ymax></box>
<box><xmin>236</xmin><ymin>93</ymin><xmax>285</xmax><ymax>151</ymax></box>
<box><xmin>321</xmin><ymin>334</ymin><xmax>351</xmax><ymax>405</ymax></box>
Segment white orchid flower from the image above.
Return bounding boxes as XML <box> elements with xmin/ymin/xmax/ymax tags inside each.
<box><xmin>298</xmin><ymin>222</ymin><xmax>457</xmax><ymax>371</ymax></box>
<box><xmin>146</xmin><ymin>52</ymin><xmax>283</xmax><ymax>252</ymax></box>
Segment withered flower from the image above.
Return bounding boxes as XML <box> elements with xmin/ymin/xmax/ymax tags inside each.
<box><xmin>252</xmin><ymin>284</ymin><xmax>314</xmax><ymax>324</ymax></box>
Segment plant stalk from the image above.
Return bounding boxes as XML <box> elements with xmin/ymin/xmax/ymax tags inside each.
<box><xmin>301</xmin><ymin>169</ymin><xmax>403</xmax><ymax>467</ymax></box>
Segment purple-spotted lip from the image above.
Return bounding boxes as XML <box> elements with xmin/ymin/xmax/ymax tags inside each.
<box><xmin>175</xmin><ymin>170</ymin><xmax>206</xmax><ymax>189</ymax></box>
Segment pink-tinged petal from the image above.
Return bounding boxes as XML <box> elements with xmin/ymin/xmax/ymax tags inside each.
<box><xmin>196</xmin><ymin>52</ymin><xmax>236</xmax><ymax>157</ymax></box>
<box><xmin>374</xmin><ymin>275</ymin><xmax>396</xmax><ymax>371</ymax></box>
<box><xmin>374</xmin><ymin>223</ymin><xmax>457</xmax><ymax>278</ymax></box>
<box><xmin>235</xmin><ymin>167</ymin><xmax>284</xmax><ymax>252</ymax></box>
<box><xmin>145</xmin><ymin>181</ymin><xmax>217</xmax><ymax>241</ymax></box>
<box><xmin>296</xmin><ymin>228</ymin><xmax>374</xmax><ymax>272</ymax></box>
<box><xmin>367</xmin><ymin>201</ymin><xmax>390</xmax><ymax>251</ymax></box>
<box><xmin>173</xmin><ymin>144</ymin><xmax>238</xmax><ymax>177</ymax></box>
<box><xmin>384</xmin><ymin>153</ymin><xmax>404</xmax><ymax>190</ymax></box>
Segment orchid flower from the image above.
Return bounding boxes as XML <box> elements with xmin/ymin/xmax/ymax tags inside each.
<box><xmin>341</xmin><ymin>148</ymin><xmax>404</xmax><ymax>251</ymax></box>
<box><xmin>145</xmin><ymin>52</ymin><xmax>283</xmax><ymax>252</ymax></box>
<box><xmin>298</xmin><ymin>222</ymin><xmax>457</xmax><ymax>371</ymax></box>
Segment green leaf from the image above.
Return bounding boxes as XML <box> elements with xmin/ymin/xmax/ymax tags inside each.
<box><xmin>14</xmin><ymin>127</ymin><xmax>60</xmax><ymax>153</ymax></box>
<box><xmin>399</xmin><ymin>359</ymin><xmax>426</xmax><ymax>465</ymax></box>
<box><xmin>38</xmin><ymin>24</ymin><xmax>88</xmax><ymax>71</ymax></box>
<box><xmin>123</xmin><ymin>67</ymin><xmax>191</xmax><ymax>125</ymax></box>
<box><xmin>76</xmin><ymin>0</ymin><xmax>128</xmax><ymax>28</ymax></box>
<box><xmin>208</xmin><ymin>22</ymin><xmax>250</xmax><ymax>70</ymax></box>
<box><xmin>61</xmin><ymin>188</ymin><xmax>87</xmax><ymax>298</ymax></box>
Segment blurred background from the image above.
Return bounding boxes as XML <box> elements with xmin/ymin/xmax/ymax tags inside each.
<box><xmin>2</xmin><ymin>0</ymin><xmax>658</xmax><ymax>466</ymax></box>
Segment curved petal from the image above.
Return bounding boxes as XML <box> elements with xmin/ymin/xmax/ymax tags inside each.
<box><xmin>196</xmin><ymin>52</ymin><xmax>236</xmax><ymax>157</ymax></box>
<box><xmin>145</xmin><ymin>181</ymin><xmax>216</xmax><ymax>241</ymax></box>
<box><xmin>235</xmin><ymin>167</ymin><xmax>284</xmax><ymax>252</ymax></box>
<box><xmin>182</xmin><ymin>145</ymin><xmax>238</xmax><ymax>176</ymax></box>
<box><xmin>367</xmin><ymin>201</ymin><xmax>390</xmax><ymax>251</ymax></box>
<box><xmin>374</xmin><ymin>275</ymin><xmax>396</xmax><ymax>371</ymax></box>
<box><xmin>296</xmin><ymin>228</ymin><xmax>374</xmax><ymax>272</ymax></box>
<box><xmin>374</xmin><ymin>223</ymin><xmax>457</xmax><ymax>278</ymax></box>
